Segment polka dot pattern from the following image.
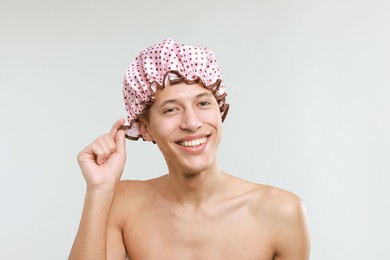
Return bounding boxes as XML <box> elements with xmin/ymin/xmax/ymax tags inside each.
<box><xmin>123</xmin><ymin>38</ymin><xmax>229</xmax><ymax>140</ymax></box>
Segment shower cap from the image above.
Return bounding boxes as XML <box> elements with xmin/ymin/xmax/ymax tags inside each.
<box><xmin>122</xmin><ymin>38</ymin><xmax>229</xmax><ymax>140</ymax></box>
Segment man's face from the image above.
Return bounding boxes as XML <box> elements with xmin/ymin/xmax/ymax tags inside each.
<box><xmin>144</xmin><ymin>82</ymin><xmax>223</xmax><ymax>174</ymax></box>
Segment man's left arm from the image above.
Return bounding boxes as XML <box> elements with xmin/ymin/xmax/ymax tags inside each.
<box><xmin>273</xmin><ymin>195</ymin><xmax>311</xmax><ymax>260</ymax></box>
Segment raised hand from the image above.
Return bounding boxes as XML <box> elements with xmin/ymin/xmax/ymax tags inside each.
<box><xmin>77</xmin><ymin>118</ymin><xmax>126</xmax><ymax>191</ymax></box>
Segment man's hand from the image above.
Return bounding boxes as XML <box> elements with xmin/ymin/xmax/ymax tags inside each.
<box><xmin>77</xmin><ymin>118</ymin><xmax>126</xmax><ymax>191</ymax></box>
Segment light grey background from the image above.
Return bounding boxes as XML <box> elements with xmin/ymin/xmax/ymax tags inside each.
<box><xmin>1</xmin><ymin>0</ymin><xmax>389</xmax><ymax>259</ymax></box>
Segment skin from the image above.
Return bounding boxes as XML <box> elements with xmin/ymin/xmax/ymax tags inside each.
<box><xmin>69</xmin><ymin>82</ymin><xmax>310</xmax><ymax>260</ymax></box>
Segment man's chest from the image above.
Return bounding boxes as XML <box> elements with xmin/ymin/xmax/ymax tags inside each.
<box><xmin>121</xmin><ymin>208</ymin><xmax>275</xmax><ymax>260</ymax></box>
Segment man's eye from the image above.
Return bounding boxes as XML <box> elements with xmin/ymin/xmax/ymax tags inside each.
<box><xmin>199</xmin><ymin>101</ymin><xmax>211</xmax><ymax>106</ymax></box>
<box><xmin>163</xmin><ymin>108</ymin><xmax>176</xmax><ymax>114</ymax></box>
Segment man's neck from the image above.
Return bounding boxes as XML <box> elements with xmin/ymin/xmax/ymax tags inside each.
<box><xmin>164</xmin><ymin>162</ymin><xmax>226</xmax><ymax>209</ymax></box>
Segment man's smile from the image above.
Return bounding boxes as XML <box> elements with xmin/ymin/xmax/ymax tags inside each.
<box><xmin>176</xmin><ymin>136</ymin><xmax>209</xmax><ymax>147</ymax></box>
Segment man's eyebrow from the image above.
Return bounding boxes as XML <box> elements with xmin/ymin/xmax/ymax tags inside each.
<box><xmin>157</xmin><ymin>91</ymin><xmax>214</xmax><ymax>108</ymax></box>
<box><xmin>158</xmin><ymin>99</ymin><xmax>179</xmax><ymax>108</ymax></box>
<box><xmin>195</xmin><ymin>91</ymin><xmax>214</xmax><ymax>99</ymax></box>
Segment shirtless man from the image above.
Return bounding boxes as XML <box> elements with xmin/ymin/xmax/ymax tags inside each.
<box><xmin>69</xmin><ymin>38</ymin><xmax>310</xmax><ymax>260</ymax></box>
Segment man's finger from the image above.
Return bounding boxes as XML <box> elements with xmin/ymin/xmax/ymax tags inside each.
<box><xmin>115</xmin><ymin>126</ymin><xmax>126</xmax><ymax>156</ymax></box>
<box><xmin>109</xmin><ymin>118</ymin><xmax>125</xmax><ymax>138</ymax></box>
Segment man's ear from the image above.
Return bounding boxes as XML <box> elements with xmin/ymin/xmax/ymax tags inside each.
<box><xmin>139</xmin><ymin>119</ymin><xmax>154</xmax><ymax>142</ymax></box>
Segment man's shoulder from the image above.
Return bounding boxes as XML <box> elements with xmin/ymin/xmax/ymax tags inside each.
<box><xmin>246</xmin><ymin>184</ymin><xmax>310</xmax><ymax>257</ymax></box>
<box><xmin>116</xmin><ymin>176</ymin><xmax>163</xmax><ymax>197</ymax></box>
<box><xmin>254</xmin><ymin>183</ymin><xmax>302</xmax><ymax>206</ymax></box>
<box><xmin>225</xmin><ymin>174</ymin><xmax>304</xmax><ymax>216</ymax></box>
<box><xmin>241</xmin><ymin>181</ymin><xmax>305</xmax><ymax>221</ymax></box>
<box><xmin>111</xmin><ymin>177</ymin><xmax>162</xmax><ymax>208</ymax></box>
<box><xmin>116</xmin><ymin>179</ymin><xmax>152</xmax><ymax>193</ymax></box>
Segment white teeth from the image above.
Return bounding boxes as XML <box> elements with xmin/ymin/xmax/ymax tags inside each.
<box><xmin>178</xmin><ymin>137</ymin><xmax>207</xmax><ymax>147</ymax></box>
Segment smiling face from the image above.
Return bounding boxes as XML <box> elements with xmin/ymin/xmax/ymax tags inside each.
<box><xmin>140</xmin><ymin>82</ymin><xmax>223</xmax><ymax>175</ymax></box>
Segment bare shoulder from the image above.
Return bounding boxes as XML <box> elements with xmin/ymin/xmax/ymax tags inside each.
<box><xmin>227</xmin><ymin>174</ymin><xmax>310</xmax><ymax>255</ymax></box>
<box><xmin>252</xmin><ymin>183</ymin><xmax>306</xmax><ymax>219</ymax></box>
<box><xmin>242</xmin><ymin>181</ymin><xmax>310</xmax><ymax>259</ymax></box>
<box><xmin>114</xmin><ymin>177</ymin><xmax>162</xmax><ymax>204</ymax></box>
<box><xmin>109</xmin><ymin>177</ymin><xmax>163</xmax><ymax>223</ymax></box>
<box><xmin>227</xmin><ymin>174</ymin><xmax>305</xmax><ymax>215</ymax></box>
<box><xmin>116</xmin><ymin>179</ymin><xmax>154</xmax><ymax>196</ymax></box>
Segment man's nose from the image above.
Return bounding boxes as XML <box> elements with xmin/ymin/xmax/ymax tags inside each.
<box><xmin>179</xmin><ymin>109</ymin><xmax>203</xmax><ymax>131</ymax></box>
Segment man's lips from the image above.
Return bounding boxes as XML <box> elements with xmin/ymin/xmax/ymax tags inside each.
<box><xmin>175</xmin><ymin>135</ymin><xmax>210</xmax><ymax>147</ymax></box>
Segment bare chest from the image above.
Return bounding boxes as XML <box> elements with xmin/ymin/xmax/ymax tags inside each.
<box><xmin>122</xmin><ymin>203</ymin><xmax>275</xmax><ymax>260</ymax></box>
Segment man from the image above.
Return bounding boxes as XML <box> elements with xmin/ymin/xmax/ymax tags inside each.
<box><xmin>69</xmin><ymin>38</ymin><xmax>310</xmax><ymax>259</ymax></box>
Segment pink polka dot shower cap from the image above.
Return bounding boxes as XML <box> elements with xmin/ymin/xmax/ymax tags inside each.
<box><xmin>123</xmin><ymin>38</ymin><xmax>229</xmax><ymax>140</ymax></box>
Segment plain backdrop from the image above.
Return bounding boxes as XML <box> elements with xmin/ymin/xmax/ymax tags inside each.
<box><xmin>1</xmin><ymin>0</ymin><xmax>389</xmax><ymax>259</ymax></box>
